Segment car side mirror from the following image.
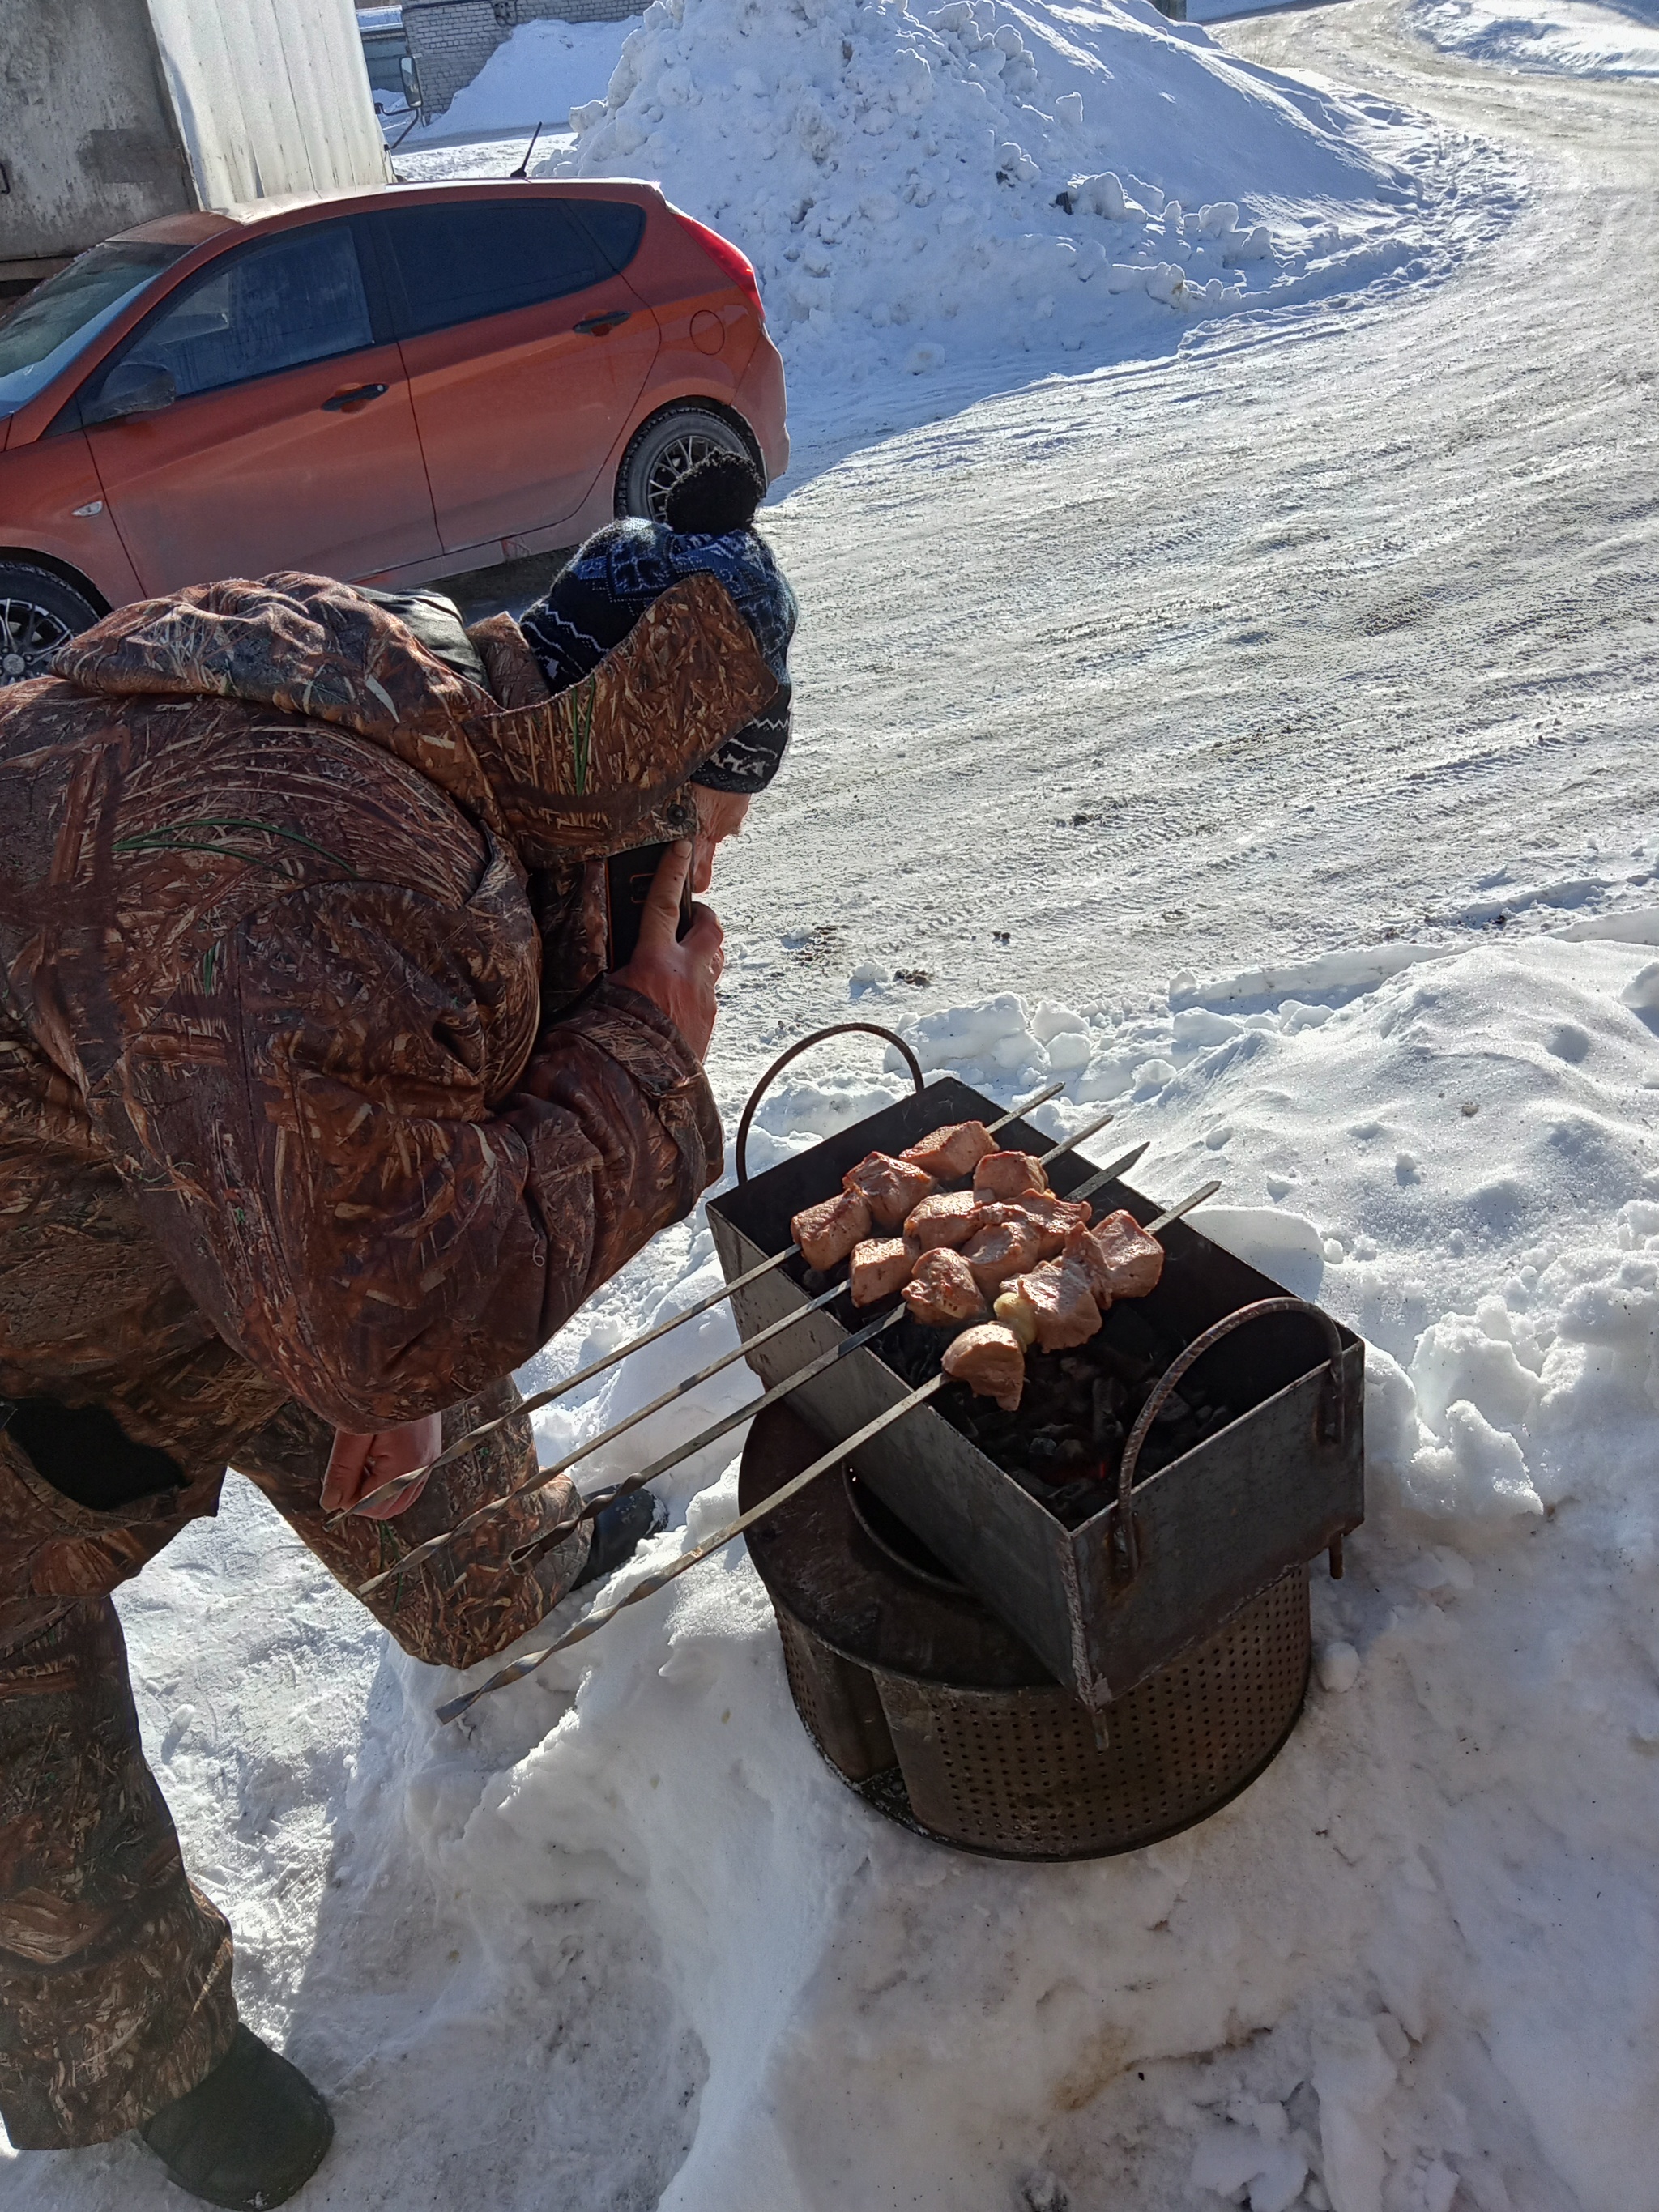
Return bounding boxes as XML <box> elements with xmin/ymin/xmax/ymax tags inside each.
<box><xmin>82</xmin><ymin>360</ymin><xmax>177</xmax><ymax>426</ymax></box>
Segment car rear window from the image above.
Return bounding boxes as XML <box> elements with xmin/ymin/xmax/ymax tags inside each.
<box><xmin>0</xmin><ymin>242</ymin><xmax>185</xmax><ymax>418</ymax></box>
<box><xmin>371</xmin><ymin>198</ymin><xmax>646</xmax><ymax>339</ymax></box>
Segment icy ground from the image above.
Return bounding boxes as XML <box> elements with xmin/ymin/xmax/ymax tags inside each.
<box><xmin>11</xmin><ymin>0</ymin><xmax>1659</xmax><ymax>2205</ymax></box>
<box><xmin>1414</xmin><ymin>0</ymin><xmax>1659</xmax><ymax>78</ymax></box>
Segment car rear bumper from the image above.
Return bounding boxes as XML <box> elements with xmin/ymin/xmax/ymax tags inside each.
<box><xmin>736</xmin><ymin>330</ymin><xmax>789</xmax><ymax>484</ymax></box>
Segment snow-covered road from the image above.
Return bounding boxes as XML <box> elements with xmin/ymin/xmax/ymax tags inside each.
<box><xmin>718</xmin><ymin>0</ymin><xmax>1657</xmax><ymax>1088</ymax></box>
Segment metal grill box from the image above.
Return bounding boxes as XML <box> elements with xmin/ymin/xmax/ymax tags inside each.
<box><xmin>708</xmin><ymin>1076</ymin><xmax>1363</xmax><ymax>1711</ymax></box>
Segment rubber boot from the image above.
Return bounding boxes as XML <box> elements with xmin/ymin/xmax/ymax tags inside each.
<box><xmin>570</xmin><ymin>1488</ymin><xmax>667</xmax><ymax>1592</ymax></box>
<box><xmin>139</xmin><ymin>2025</ymin><xmax>334</xmax><ymax>2208</ymax></box>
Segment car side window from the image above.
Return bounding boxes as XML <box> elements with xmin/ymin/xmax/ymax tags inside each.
<box><xmin>105</xmin><ymin>224</ymin><xmax>373</xmax><ymax>401</ymax></box>
<box><xmin>370</xmin><ymin>200</ymin><xmax>643</xmax><ymax>339</ymax></box>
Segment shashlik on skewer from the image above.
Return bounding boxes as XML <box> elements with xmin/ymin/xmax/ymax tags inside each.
<box><xmin>437</xmin><ymin>1178</ymin><xmax>1222</xmax><ymax>1725</ymax></box>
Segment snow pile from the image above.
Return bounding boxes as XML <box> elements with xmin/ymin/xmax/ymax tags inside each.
<box><xmin>20</xmin><ymin>927</ymin><xmax>1659</xmax><ymax>2210</ymax></box>
<box><xmin>1415</xmin><ymin>0</ymin><xmax>1659</xmax><ymax>77</ymax></box>
<box><xmin>548</xmin><ymin>0</ymin><xmax>1468</xmax><ymax>382</ymax></box>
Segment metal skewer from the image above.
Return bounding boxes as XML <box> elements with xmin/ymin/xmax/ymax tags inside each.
<box><xmin>339</xmin><ymin>1076</ymin><xmax>1072</xmax><ymax>1523</ymax></box>
<box><xmin>344</xmin><ymin>1093</ymin><xmax>1113</xmax><ymax>1531</ymax></box>
<box><xmin>353</xmin><ymin>1279</ymin><xmax>844</xmax><ymax>1592</ymax></box>
<box><xmin>436</xmin><ymin>1376</ymin><xmax>951</xmax><ymax>1725</ymax></box>
<box><xmin>415</xmin><ymin>1137</ymin><xmax>1158</xmax><ymax>1589</ymax></box>
<box><xmin>504</xmin><ymin>1304</ymin><xmax>910</xmax><ymax>1571</ymax></box>
<box><xmin>435</xmin><ymin>1178</ymin><xmax>1222</xmax><ymax>1723</ymax></box>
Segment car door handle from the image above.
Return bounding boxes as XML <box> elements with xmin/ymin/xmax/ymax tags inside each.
<box><xmin>322</xmin><ymin>383</ymin><xmax>390</xmax><ymax>411</ymax></box>
<box><xmin>574</xmin><ymin>312</ymin><xmax>631</xmax><ymax>336</ymax></box>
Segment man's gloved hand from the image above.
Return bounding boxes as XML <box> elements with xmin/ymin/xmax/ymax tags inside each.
<box><xmin>322</xmin><ymin>1413</ymin><xmax>444</xmax><ymax>1519</ymax></box>
<box><xmin>611</xmin><ymin>838</ymin><xmax>725</xmax><ymax>1059</ymax></box>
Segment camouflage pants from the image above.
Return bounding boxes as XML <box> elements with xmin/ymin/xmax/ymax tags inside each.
<box><xmin>0</xmin><ymin>1379</ymin><xmax>589</xmax><ymax>2150</ymax></box>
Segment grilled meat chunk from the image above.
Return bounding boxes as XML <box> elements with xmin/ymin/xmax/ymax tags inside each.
<box><xmin>994</xmin><ymin>1251</ymin><xmax>1102</xmax><ymax>1352</ymax></box>
<box><xmin>1020</xmin><ymin>1189</ymin><xmax>1092</xmax><ymax>1255</ymax></box>
<box><xmin>941</xmin><ymin>1323</ymin><xmax>1026</xmax><ymax>1411</ymax></box>
<box><xmin>1073</xmin><ymin>1209</ymin><xmax>1165</xmax><ymax>1304</ymax></box>
<box><xmin>900</xmin><ymin>1119</ymin><xmax>996</xmax><ymax>1180</ymax></box>
<box><xmin>792</xmin><ymin>1187</ymin><xmax>871</xmax><ymax>1272</ymax></box>
<box><xmin>849</xmin><ymin>1235</ymin><xmax>916</xmax><ymax>1307</ymax></box>
<box><xmin>960</xmin><ymin>1213</ymin><xmax>1044</xmax><ymax>1296</ymax></box>
<box><xmin>842</xmin><ymin>1151</ymin><xmax>936</xmax><ymax>1230</ymax></box>
<box><xmin>902</xmin><ymin>1247</ymin><xmax>987</xmax><ymax>1328</ymax></box>
<box><xmin>975</xmin><ymin>1191</ymin><xmax>1090</xmax><ymax>1261</ymax></box>
<box><xmin>973</xmin><ymin>1148</ymin><xmax>1050</xmax><ymax>1202</ymax></box>
<box><xmin>905</xmin><ymin>1188</ymin><xmax>983</xmax><ymax>1250</ymax></box>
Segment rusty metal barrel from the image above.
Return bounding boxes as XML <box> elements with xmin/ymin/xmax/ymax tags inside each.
<box><xmin>742</xmin><ymin>1402</ymin><xmax>1310</xmax><ymax>1861</ymax></box>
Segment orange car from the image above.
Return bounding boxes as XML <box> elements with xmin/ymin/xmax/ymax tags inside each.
<box><xmin>0</xmin><ymin>178</ymin><xmax>788</xmax><ymax>681</ymax></box>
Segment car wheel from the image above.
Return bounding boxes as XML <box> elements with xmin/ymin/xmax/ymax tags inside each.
<box><xmin>615</xmin><ymin>406</ymin><xmax>763</xmax><ymax>522</ymax></box>
<box><xmin>0</xmin><ymin>564</ymin><xmax>103</xmax><ymax>685</ymax></box>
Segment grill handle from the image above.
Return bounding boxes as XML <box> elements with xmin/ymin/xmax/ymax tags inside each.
<box><xmin>735</xmin><ymin>1022</ymin><xmax>926</xmax><ymax>1185</ymax></box>
<box><xmin>1110</xmin><ymin>1296</ymin><xmax>1346</xmax><ymax>1583</ymax></box>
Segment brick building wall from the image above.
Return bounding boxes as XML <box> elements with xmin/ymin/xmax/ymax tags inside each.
<box><xmin>401</xmin><ymin>0</ymin><xmax>643</xmax><ymax>118</ymax></box>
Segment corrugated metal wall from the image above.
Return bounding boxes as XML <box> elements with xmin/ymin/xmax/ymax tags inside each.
<box><xmin>146</xmin><ymin>0</ymin><xmax>387</xmax><ymax>208</ymax></box>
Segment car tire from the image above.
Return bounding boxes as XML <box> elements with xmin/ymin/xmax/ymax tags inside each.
<box><xmin>615</xmin><ymin>405</ymin><xmax>763</xmax><ymax>522</ymax></box>
<box><xmin>0</xmin><ymin>563</ymin><xmax>103</xmax><ymax>686</ymax></box>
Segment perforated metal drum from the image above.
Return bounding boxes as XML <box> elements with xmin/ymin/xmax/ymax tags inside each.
<box><xmin>744</xmin><ymin>1402</ymin><xmax>1310</xmax><ymax>1861</ymax></box>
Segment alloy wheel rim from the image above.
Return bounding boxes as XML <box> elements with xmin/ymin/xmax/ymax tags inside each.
<box><xmin>644</xmin><ymin>428</ymin><xmax>748</xmax><ymax>519</ymax></box>
<box><xmin>0</xmin><ymin>597</ymin><xmax>74</xmax><ymax>684</ymax></box>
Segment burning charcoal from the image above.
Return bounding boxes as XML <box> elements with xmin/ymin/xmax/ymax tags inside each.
<box><xmin>906</xmin><ymin>1188</ymin><xmax>984</xmax><ymax>1250</ymax></box>
<box><xmin>993</xmin><ymin>1251</ymin><xmax>1102</xmax><ymax>1352</ymax></box>
<box><xmin>793</xmin><ymin>1187</ymin><xmax>871</xmax><ymax>1271</ymax></box>
<box><xmin>1047</xmin><ymin>1477</ymin><xmax>1108</xmax><ymax>1522</ymax></box>
<box><xmin>903</xmin><ymin>1247</ymin><xmax>987</xmax><ymax>1328</ymax></box>
<box><xmin>849</xmin><ymin>1235</ymin><xmax>915</xmax><ymax>1307</ymax></box>
<box><xmin>941</xmin><ymin>1323</ymin><xmax>1026</xmax><ymax>1411</ymax></box>
<box><xmin>842</xmin><ymin>1151</ymin><xmax>936</xmax><ymax>1230</ymax></box>
<box><xmin>973</xmin><ymin>1149</ymin><xmax>1050</xmax><ymax>1202</ymax></box>
<box><xmin>961</xmin><ymin>1213</ymin><xmax>1044</xmax><ymax>1297</ymax></box>
<box><xmin>900</xmin><ymin>1119</ymin><xmax>996</xmax><ymax>1180</ymax></box>
<box><xmin>1030</xmin><ymin>1434</ymin><xmax>1059</xmax><ymax>1464</ymax></box>
<box><xmin>1055</xmin><ymin>1438</ymin><xmax>1087</xmax><ymax>1466</ymax></box>
<box><xmin>1071</xmin><ymin>1209</ymin><xmax>1165</xmax><ymax>1304</ymax></box>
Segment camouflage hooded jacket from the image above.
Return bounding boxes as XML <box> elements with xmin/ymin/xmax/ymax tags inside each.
<box><xmin>0</xmin><ymin>569</ymin><xmax>775</xmax><ymax>1519</ymax></box>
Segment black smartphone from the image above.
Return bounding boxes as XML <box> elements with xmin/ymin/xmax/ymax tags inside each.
<box><xmin>604</xmin><ymin>841</ymin><xmax>694</xmax><ymax>969</ymax></box>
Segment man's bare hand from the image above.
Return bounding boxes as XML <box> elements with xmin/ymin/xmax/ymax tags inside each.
<box><xmin>322</xmin><ymin>1413</ymin><xmax>444</xmax><ymax>1519</ymax></box>
<box><xmin>611</xmin><ymin>838</ymin><xmax>724</xmax><ymax>1059</ymax></box>
<box><xmin>692</xmin><ymin>787</ymin><xmax>750</xmax><ymax>894</ymax></box>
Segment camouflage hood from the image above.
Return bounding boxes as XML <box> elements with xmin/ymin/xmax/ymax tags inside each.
<box><xmin>49</xmin><ymin>567</ymin><xmax>778</xmax><ymax>872</ymax></box>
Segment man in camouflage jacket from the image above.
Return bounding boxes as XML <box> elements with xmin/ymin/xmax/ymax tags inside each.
<box><xmin>0</xmin><ymin>566</ymin><xmax>776</xmax><ymax>2173</ymax></box>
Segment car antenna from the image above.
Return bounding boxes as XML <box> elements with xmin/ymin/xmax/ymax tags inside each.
<box><xmin>509</xmin><ymin>122</ymin><xmax>544</xmax><ymax>178</ymax></box>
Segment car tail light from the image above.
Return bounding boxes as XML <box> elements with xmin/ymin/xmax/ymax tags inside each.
<box><xmin>672</xmin><ymin>211</ymin><xmax>766</xmax><ymax>322</ymax></box>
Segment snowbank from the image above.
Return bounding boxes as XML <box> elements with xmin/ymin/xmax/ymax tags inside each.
<box><xmin>20</xmin><ymin>927</ymin><xmax>1659</xmax><ymax>2209</ymax></box>
<box><xmin>1415</xmin><ymin>0</ymin><xmax>1659</xmax><ymax>77</ymax></box>
<box><xmin>548</xmin><ymin>0</ymin><xmax>1476</xmax><ymax>390</ymax></box>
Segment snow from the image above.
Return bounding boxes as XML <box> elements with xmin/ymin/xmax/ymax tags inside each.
<box><xmin>12</xmin><ymin>0</ymin><xmax>1659</xmax><ymax>2204</ymax></box>
<box><xmin>544</xmin><ymin>0</ymin><xmax>1505</xmax><ymax>395</ymax></box>
<box><xmin>389</xmin><ymin>16</ymin><xmax>638</xmax><ymax>143</ymax></box>
<box><xmin>1415</xmin><ymin>0</ymin><xmax>1659</xmax><ymax>77</ymax></box>
<box><xmin>19</xmin><ymin>929</ymin><xmax>1659</xmax><ymax>2209</ymax></box>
